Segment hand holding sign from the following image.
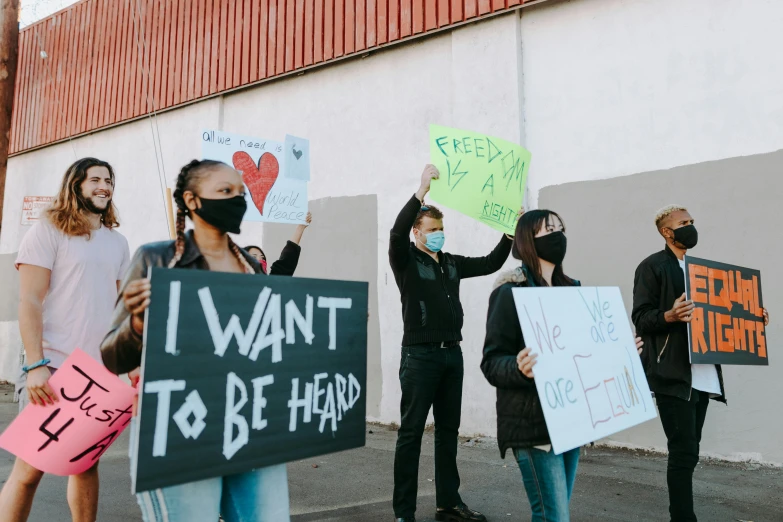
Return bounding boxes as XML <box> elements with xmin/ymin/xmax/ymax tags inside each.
<box><xmin>0</xmin><ymin>349</ymin><xmax>135</xmax><ymax>476</ymax></box>
<box><xmin>666</xmin><ymin>293</ymin><xmax>695</xmax><ymax>323</ymax></box>
<box><xmin>25</xmin><ymin>366</ymin><xmax>59</xmax><ymax>406</ymax></box>
<box><xmin>516</xmin><ymin>347</ymin><xmax>538</xmax><ymax>378</ymax></box>
<box><xmin>416</xmin><ymin>164</ymin><xmax>440</xmax><ymax>202</ymax></box>
<box><xmin>123</xmin><ymin>279</ymin><xmax>151</xmax><ymax>336</ymax></box>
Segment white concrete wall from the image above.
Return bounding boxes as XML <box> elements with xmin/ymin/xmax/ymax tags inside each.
<box><xmin>521</xmin><ymin>0</ymin><xmax>783</xmax><ymax>206</ymax></box>
<box><xmin>2</xmin><ymin>0</ymin><xmax>783</xmax><ymax>463</ymax></box>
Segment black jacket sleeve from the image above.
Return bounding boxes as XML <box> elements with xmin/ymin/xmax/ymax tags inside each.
<box><xmin>481</xmin><ymin>284</ymin><xmax>536</xmax><ymax>389</ymax></box>
<box><xmin>269</xmin><ymin>241</ymin><xmax>301</xmax><ymax>276</ymax></box>
<box><xmin>389</xmin><ymin>194</ymin><xmax>421</xmax><ymax>273</ymax></box>
<box><xmin>453</xmin><ymin>234</ymin><xmax>512</xmax><ymax>280</ymax></box>
<box><xmin>101</xmin><ymin>247</ymin><xmax>150</xmax><ymax>375</ymax></box>
<box><xmin>632</xmin><ymin>260</ymin><xmax>671</xmax><ymax>335</ymax></box>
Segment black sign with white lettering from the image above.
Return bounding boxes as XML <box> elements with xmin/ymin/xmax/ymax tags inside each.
<box><xmin>133</xmin><ymin>268</ymin><xmax>368</xmax><ymax>493</ymax></box>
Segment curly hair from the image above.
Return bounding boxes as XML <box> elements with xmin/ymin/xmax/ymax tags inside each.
<box><xmin>168</xmin><ymin>159</ymin><xmax>254</xmax><ymax>274</ymax></box>
<box><xmin>46</xmin><ymin>157</ymin><xmax>120</xmax><ymax>238</ymax></box>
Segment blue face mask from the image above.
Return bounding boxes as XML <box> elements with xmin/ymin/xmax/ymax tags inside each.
<box><xmin>418</xmin><ymin>231</ymin><xmax>445</xmax><ymax>253</ymax></box>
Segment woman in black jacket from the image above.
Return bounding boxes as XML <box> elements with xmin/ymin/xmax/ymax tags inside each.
<box><xmin>481</xmin><ymin>210</ymin><xmax>642</xmax><ymax>522</ymax></box>
<box><xmin>245</xmin><ymin>211</ymin><xmax>312</xmax><ymax>275</ymax></box>
<box><xmin>101</xmin><ymin>159</ymin><xmax>290</xmax><ymax>522</ymax></box>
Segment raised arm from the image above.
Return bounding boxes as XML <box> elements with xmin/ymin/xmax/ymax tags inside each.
<box><xmin>270</xmin><ymin>212</ymin><xmax>311</xmax><ymax>276</ymax></box>
<box><xmin>289</xmin><ymin>211</ymin><xmax>312</xmax><ymax>245</ymax></box>
<box><xmin>453</xmin><ymin>234</ymin><xmax>513</xmax><ymax>279</ymax></box>
<box><xmin>270</xmin><ymin>242</ymin><xmax>301</xmax><ymax>276</ymax></box>
<box><xmin>389</xmin><ymin>165</ymin><xmax>439</xmax><ymax>271</ymax></box>
<box><xmin>481</xmin><ymin>284</ymin><xmax>536</xmax><ymax>389</ymax></box>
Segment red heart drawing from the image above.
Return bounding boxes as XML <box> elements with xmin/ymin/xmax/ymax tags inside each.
<box><xmin>233</xmin><ymin>151</ymin><xmax>279</xmax><ymax>215</ymax></box>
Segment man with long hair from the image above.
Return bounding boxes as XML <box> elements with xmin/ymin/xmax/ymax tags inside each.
<box><xmin>389</xmin><ymin>164</ymin><xmax>513</xmax><ymax>522</ymax></box>
<box><xmin>0</xmin><ymin>157</ymin><xmax>130</xmax><ymax>521</ymax></box>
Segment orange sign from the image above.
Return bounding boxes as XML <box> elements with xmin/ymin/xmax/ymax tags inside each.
<box><xmin>685</xmin><ymin>256</ymin><xmax>768</xmax><ymax>366</ymax></box>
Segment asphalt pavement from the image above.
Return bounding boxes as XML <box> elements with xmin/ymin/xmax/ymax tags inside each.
<box><xmin>1</xmin><ymin>384</ymin><xmax>781</xmax><ymax>521</ymax></box>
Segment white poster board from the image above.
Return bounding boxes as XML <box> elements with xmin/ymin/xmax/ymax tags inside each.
<box><xmin>201</xmin><ymin>130</ymin><xmax>309</xmax><ymax>225</ymax></box>
<box><xmin>21</xmin><ymin>196</ymin><xmax>54</xmax><ymax>225</ymax></box>
<box><xmin>512</xmin><ymin>286</ymin><xmax>657</xmax><ymax>454</ymax></box>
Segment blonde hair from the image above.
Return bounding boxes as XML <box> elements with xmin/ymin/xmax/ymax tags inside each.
<box><xmin>654</xmin><ymin>205</ymin><xmax>688</xmax><ymax>229</ymax></box>
<box><xmin>46</xmin><ymin>158</ymin><xmax>120</xmax><ymax>238</ymax></box>
<box><xmin>168</xmin><ymin>159</ymin><xmax>254</xmax><ymax>274</ymax></box>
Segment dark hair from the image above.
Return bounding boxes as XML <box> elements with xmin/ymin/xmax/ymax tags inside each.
<box><xmin>46</xmin><ymin>157</ymin><xmax>120</xmax><ymax>237</ymax></box>
<box><xmin>512</xmin><ymin>209</ymin><xmax>575</xmax><ymax>287</ymax></box>
<box><xmin>169</xmin><ymin>159</ymin><xmax>254</xmax><ymax>273</ymax></box>
<box><xmin>413</xmin><ymin>205</ymin><xmax>444</xmax><ymax>229</ymax></box>
<box><xmin>245</xmin><ymin>245</ymin><xmax>265</xmax><ymax>259</ymax></box>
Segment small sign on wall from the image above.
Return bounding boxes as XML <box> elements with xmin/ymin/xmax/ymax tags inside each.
<box><xmin>21</xmin><ymin>196</ymin><xmax>54</xmax><ymax>226</ymax></box>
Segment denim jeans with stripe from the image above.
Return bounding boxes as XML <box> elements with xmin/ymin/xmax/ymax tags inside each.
<box><xmin>513</xmin><ymin>446</ymin><xmax>580</xmax><ymax>522</ymax></box>
<box><xmin>129</xmin><ymin>419</ymin><xmax>290</xmax><ymax>522</ymax></box>
<box><xmin>135</xmin><ymin>465</ymin><xmax>290</xmax><ymax>522</ymax></box>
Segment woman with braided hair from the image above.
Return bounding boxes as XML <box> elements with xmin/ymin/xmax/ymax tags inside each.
<box><xmin>100</xmin><ymin>159</ymin><xmax>290</xmax><ymax>521</ymax></box>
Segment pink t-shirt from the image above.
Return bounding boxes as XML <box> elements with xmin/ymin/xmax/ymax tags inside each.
<box><xmin>16</xmin><ymin>220</ymin><xmax>130</xmax><ymax>368</ymax></box>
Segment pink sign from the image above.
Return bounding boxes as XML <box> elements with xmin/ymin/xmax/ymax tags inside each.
<box><xmin>0</xmin><ymin>349</ymin><xmax>136</xmax><ymax>475</ymax></box>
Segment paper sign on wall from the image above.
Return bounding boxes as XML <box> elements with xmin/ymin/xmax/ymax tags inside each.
<box><xmin>0</xmin><ymin>349</ymin><xmax>136</xmax><ymax>475</ymax></box>
<box><xmin>512</xmin><ymin>287</ymin><xmax>657</xmax><ymax>455</ymax></box>
<box><xmin>201</xmin><ymin>130</ymin><xmax>309</xmax><ymax>225</ymax></box>
<box><xmin>429</xmin><ymin>125</ymin><xmax>530</xmax><ymax>234</ymax></box>
<box><xmin>21</xmin><ymin>196</ymin><xmax>54</xmax><ymax>226</ymax></box>
<box><xmin>685</xmin><ymin>256</ymin><xmax>768</xmax><ymax>365</ymax></box>
<box><xmin>133</xmin><ymin>268</ymin><xmax>368</xmax><ymax>493</ymax></box>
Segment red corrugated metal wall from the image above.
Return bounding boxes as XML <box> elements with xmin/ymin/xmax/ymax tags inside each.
<box><xmin>10</xmin><ymin>0</ymin><xmax>538</xmax><ymax>155</ymax></box>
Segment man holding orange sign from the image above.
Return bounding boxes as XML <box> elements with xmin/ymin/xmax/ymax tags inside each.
<box><xmin>632</xmin><ymin>205</ymin><xmax>770</xmax><ymax>522</ymax></box>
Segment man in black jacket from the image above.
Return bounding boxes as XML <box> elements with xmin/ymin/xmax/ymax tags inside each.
<box><xmin>390</xmin><ymin>164</ymin><xmax>512</xmax><ymax>522</ymax></box>
<box><xmin>632</xmin><ymin>205</ymin><xmax>769</xmax><ymax>522</ymax></box>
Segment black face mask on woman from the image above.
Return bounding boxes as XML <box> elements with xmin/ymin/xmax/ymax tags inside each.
<box><xmin>534</xmin><ymin>231</ymin><xmax>567</xmax><ymax>266</ymax></box>
<box><xmin>672</xmin><ymin>224</ymin><xmax>698</xmax><ymax>249</ymax></box>
<box><xmin>194</xmin><ymin>195</ymin><xmax>247</xmax><ymax>234</ymax></box>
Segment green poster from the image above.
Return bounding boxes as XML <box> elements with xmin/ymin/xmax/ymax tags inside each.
<box><xmin>428</xmin><ymin>125</ymin><xmax>530</xmax><ymax>235</ymax></box>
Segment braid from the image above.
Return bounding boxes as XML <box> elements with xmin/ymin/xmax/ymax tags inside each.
<box><xmin>228</xmin><ymin>236</ymin><xmax>256</xmax><ymax>274</ymax></box>
<box><xmin>168</xmin><ymin>160</ymin><xmax>201</xmax><ymax>268</ymax></box>
<box><xmin>168</xmin><ymin>209</ymin><xmax>187</xmax><ymax>268</ymax></box>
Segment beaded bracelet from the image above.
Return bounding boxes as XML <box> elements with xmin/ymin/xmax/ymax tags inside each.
<box><xmin>22</xmin><ymin>358</ymin><xmax>51</xmax><ymax>373</ymax></box>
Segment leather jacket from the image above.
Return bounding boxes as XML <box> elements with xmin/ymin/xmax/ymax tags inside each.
<box><xmin>100</xmin><ymin>230</ymin><xmax>263</xmax><ymax>375</ymax></box>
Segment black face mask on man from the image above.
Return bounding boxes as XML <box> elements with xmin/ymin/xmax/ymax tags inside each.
<box><xmin>534</xmin><ymin>231</ymin><xmax>567</xmax><ymax>266</ymax></box>
<box><xmin>672</xmin><ymin>224</ymin><xmax>698</xmax><ymax>249</ymax></box>
<box><xmin>194</xmin><ymin>195</ymin><xmax>247</xmax><ymax>234</ymax></box>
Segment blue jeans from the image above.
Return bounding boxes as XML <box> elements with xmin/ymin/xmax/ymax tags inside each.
<box><xmin>129</xmin><ymin>419</ymin><xmax>290</xmax><ymax>521</ymax></box>
<box><xmin>135</xmin><ymin>465</ymin><xmax>290</xmax><ymax>522</ymax></box>
<box><xmin>513</xmin><ymin>447</ymin><xmax>580</xmax><ymax>522</ymax></box>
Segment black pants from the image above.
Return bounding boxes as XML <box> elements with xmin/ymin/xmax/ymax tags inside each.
<box><xmin>656</xmin><ymin>389</ymin><xmax>711</xmax><ymax>522</ymax></box>
<box><xmin>393</xmin><ymin>344</ymin><xmax>464</xmax><ymax>518</ymax></box>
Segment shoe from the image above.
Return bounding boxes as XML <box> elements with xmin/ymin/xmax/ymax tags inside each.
<box><xmin>395</xmin><ymin>518</ymin><xmax>415</xmax><ymax>522</ymax></box>
<box><xmin>435</xmin><ymin>503</ymin><xmax>487</xmax><ymax>522</ymax></box>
